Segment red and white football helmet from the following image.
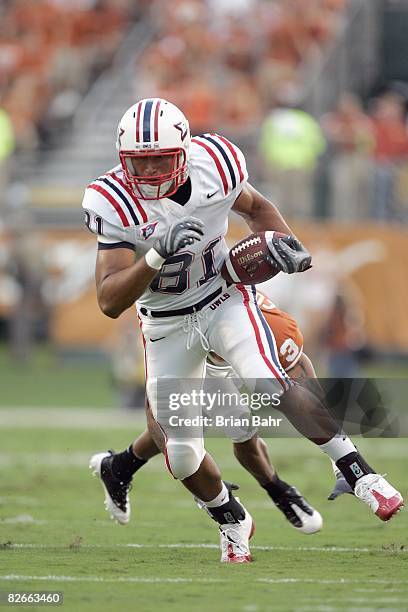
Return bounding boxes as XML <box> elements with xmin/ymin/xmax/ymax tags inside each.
<box><xmin>116</xmin><ymin>98</ymin><xmax>190</xmax><ymax>200</ymax></box>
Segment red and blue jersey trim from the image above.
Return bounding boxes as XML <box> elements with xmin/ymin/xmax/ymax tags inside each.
<box><xmin>192</xmin><ymin>134</ymin><xmax>246</xmax><ymax>196</ymax></box>
<box><xmin>87</xmin><ymin>171</ymin><xmax>148</xmax><ymax>227</ymax></box>
<box><xmin>237</xmin><ymin>285</ymin><xmax>291</xmax><ymax>392</ymax></box>
<box><xmin>87</xmin><ymin>183</ymin><xmax>130</xmax><ymax>227</ymax></box>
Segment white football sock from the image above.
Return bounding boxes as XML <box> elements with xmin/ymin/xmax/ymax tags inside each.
<box><xmin>204</xmin><ymin>482</ymin><xmax>229</xmax><ymax>508</ymax></box>
<box><xmin>319</xmin><ymin>434</ymin><xmax>357</xmax><ymax>463</ymax></box>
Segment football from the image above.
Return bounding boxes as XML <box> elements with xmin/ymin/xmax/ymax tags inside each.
<box><xmin>221</xmin><ymin>231</ymin><xmax>286</xmax><ymax>285</ymax></box>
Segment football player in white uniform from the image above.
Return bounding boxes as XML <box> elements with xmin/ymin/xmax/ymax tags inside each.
<box><xmin>85</xmin><ymin>99</ymin><xmax>403</xmax><ymax>563</ymax></box>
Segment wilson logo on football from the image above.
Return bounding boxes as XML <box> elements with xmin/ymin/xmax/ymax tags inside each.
<box><xmin>237</xmin><ymin>250</ymin><xmax>263</xmax><ymax>265</ymax></box>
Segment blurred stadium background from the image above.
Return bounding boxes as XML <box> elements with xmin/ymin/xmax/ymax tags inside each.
<box><xmin>0</xmin><ymin>0</ymin><xmax>407</xmax><ymax>408</ymax></box>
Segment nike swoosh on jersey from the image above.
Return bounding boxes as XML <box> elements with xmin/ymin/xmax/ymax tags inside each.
<box><xmin>206</xmin><ymin>190</ymin><xmax>219</xmax><ymax>199</ymax></box>
<box><xmin>149</xmin><ymin>336</ymin><xmax>166</xmax><ymax>342</ymax></box>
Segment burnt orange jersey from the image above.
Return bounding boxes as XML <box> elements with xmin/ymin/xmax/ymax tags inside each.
<box><xmin>256</xmin><ymin>292</ymin><xmax>304</xmax><ymax>371</ymax></box>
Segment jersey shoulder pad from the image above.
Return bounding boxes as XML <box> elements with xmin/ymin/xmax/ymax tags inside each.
<box><xmin>82</xmin><ymin>179</ymin><xmax>126</xmax><ymax>244</ymax></box>
<box><xmin>191</xmin><ymin>133</ymin><xmax>248</xmax><ymax>199</ymax></box>
<box><xmin>83</xmin><ymin>169</ymin><xmax>148</xmax><ymax>229</ymax></box>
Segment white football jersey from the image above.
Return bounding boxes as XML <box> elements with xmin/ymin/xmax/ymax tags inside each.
<box><xmin>82</xmin><ymin>134</ymin><xmax>248</xmax><ymax>312</ymax></box>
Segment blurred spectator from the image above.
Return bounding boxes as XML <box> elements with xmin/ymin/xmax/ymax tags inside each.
<box><xmin>323</xmin><ymin>93</ymin><xmax>375</xmax><ymax>221</ymax></box>
<box><xmin>259</xmin><ymin>106</ymin><xmax>325</xmax><ymax>217</ymax></box>
<box><xmin>6</xmin><ymin>228</ymin><xmax>49</xmax><ymax>363</ymax></box>
<box><xmin>370</xmin><ymin>93</ymin><xmax>408</xmax><ymax>221</ymax></box>
<box><xmin>110</xmin><ymin>314</ymin><xmax>145</xmax><ymax>410</ymax></box>
<box><xmin>133</xmin><ymin>0</ymin><xmax>349</xmax><ymax>218</ymax></box>
<box><xmin>321</xmin><ymin>283</ymin><xmax>365</xmax><ymax>378</ymax></box>
<box><xmin>138</xmin><ymin>0</ymin><xmax>348</xmax><ymax>139</ymax></box>
<box><xmin>219</xmin><ymin>74</ymin><xmax>263</xmax><ymax>138</ymax></box>
<box><xmin>207</xmin><ymin>0</ymin><xmax>256</xmax><ymax>19</ymax></box>
<box><xmin>0</xmin><ymin>0</ymin><xmax>135</xmax><ymax>152</ymax></box>
<box><xmin>1</xmin><ymin>183</ymin><xmax>50</xmax><ymax>362</ymax></box>
<box><xmin>0</xmin><ymin>104</ymin><xmax>15</xmax><ymax>206</ymax></box>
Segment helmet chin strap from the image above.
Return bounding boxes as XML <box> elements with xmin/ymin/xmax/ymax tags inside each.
<box><xmin>137</xmin><ymin>179</ymin><xmax>174</xmax><ymax>199</ymax></box>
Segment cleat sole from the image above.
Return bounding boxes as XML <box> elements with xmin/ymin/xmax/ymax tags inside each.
<box><xmin>380</xmin><ymin>500</ymin><xmax>404</xmax><ymax>522</ymax></box>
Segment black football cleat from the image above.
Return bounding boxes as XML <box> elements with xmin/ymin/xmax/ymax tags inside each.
<box><xmin>89</xmin><ymin>450</ymin><xmax>132</xmax><ymax>524</ymax></box>
<box><xmin>274</xmin><ymin>486</ymin><xmax>323</xmax><ymax>534</ymax></box>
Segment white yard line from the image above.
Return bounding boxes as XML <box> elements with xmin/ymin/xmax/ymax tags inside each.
<box><xmin>0</xmin><ymin>496</ymin><xmax>40</xmax><ymax>506</ymax></box>
<box><xmin>354</xmin><ymin>588</ymin><xmax>408</xmax><ymax>593</ymax></box>
<box><xmin>0</xmin><ymin>451</ymin><xmax>168</xmax><ymax>469</ymax></box>
<box><xmin>1</xmin><ymin>516</ymin><xmax>47</xmax><ymax>525</ymax></box>
<box><xmin>0</xmin><ymin>408</ymin><xmax>146</xmax><ymax>429</ymax></box>
<box><xmin>4</xmin><ymin>543</ymin><xmax>407</xmax><ymax>554</ymax></box>
<box><xmin>0</xmin><ymin>575</ymin><xmax>224</xmax><ymax>584</ymax></box>
<box><xmin>257</xmin><ymin>578</ymin><xmax>408</xmax><ymax>585</ymax></box>
<box><xmin>336</xmin><ymin>598</ymin><xmax>406</xmax><ymax>604</ymax></box>
<box><xmin>0</xmin><ymin>452</ymin><xmax>97</xmax><ymax>468</ymax></box>
<box><xmin>0</xmin><ymin>575</ymin><xmax>407</xmax><ymax>586</ymax></box>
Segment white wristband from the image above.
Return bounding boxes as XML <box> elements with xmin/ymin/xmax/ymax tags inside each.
<box><xmin>145</xmin><ymin>248</ymin><xmax>166</xmax><ymax>270</ymax></box>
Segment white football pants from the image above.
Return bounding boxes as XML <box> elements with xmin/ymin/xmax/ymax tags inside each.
<box><xmin>138</xmin><ymin>284</ymin><xmax>291</xmax><ymax>479</ymax></box>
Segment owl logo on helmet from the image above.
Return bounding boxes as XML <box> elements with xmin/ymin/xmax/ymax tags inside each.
<box><xmin>116</xmin><ymin>98</ymin><xmax>191</xmax><ymax>200</ymax></box>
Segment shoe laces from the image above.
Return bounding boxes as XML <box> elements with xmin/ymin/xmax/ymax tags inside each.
<box><xmin>354</xmin><ymin>474</ymin><xmax>385</xmax><ymax>501</ymax></box>
<box><xmin>183</xmin><ymin>310</ymin><xmax>209</xmax><ymax>351</ymax></box>
<box><xmin>220</xmin><ymin>523</ymin><xmax>249</xmax><ymax>556</ymax></box>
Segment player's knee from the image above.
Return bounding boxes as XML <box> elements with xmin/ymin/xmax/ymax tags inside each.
<box><xmin>231</xmin><ymin>428</ymin><xmax>258</xmax><ymax>447</ymax></box>
<box><xmin>166</xmin><ymin>439</ymin><xmax>205</xmax><ymax>480</ymax></box>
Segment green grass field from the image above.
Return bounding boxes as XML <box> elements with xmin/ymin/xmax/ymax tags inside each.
<box><xmin>0</xmin><ymin>416</ymin><xmax>407</xmax><ymax>612</ymax></box>
<box><xmin>1</xmin><ymin>343</ymin><xmax>408</xmax><ymax>409</ymax></box>
<box><xmin>0</xmin><ymin>346</ymin><xmax>115</xmax><ymax>408</ymax></box>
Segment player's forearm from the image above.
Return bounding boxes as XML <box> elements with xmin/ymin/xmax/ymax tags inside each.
<box><xmin>97</xmin><ymin>258</ymin><xmax>158</xmax><ymax>318</ymax></box>
<box><xmin>246</xmin><ymin>198</ymin><xmax>293</xmax><ymax>235</ymax></box>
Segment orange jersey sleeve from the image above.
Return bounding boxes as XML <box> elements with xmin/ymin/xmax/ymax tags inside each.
<box><xmin>258</xmin><ymin>294</ymin><xmax>304</xmax><ymax>371</ymax></box>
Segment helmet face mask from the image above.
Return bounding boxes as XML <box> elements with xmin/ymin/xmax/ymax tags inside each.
<box><xmin>120</xmin><ymin>148</ymin><xmax>187</xmax><ymax>200</ymax></box>
<box><xmin>117</xmin><ymin>98</ymin><xmax>190</xmax><ymax>201</ymax></box>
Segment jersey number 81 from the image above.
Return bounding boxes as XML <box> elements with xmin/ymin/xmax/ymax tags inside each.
<box><xmin>150</xmin><ymin>238</ymin><xmax>221</xmax><ymax>294</ymax></box>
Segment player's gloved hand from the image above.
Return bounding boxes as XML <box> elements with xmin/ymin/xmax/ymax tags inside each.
<box><xmin>327</xmin><ymin>474</ymin><xmax>354</xmax><ymax>500</ymax></box>
<box><xmin>155</xmin><ymin>217</ymin><xmax>204</xmax><ymax>258</ymax></box>
<box><xmin>266</xmin><ymin>233</ymin><xmax>312</xmax><ymax>274</ymax></box>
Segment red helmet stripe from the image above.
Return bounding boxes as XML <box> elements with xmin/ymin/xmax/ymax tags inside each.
<box><xmin>153</xmin><ymin>99</ymin><xmax>161</xmax><ymax>142</ymax></box>
<box><xmin>135</xmin><ymin>101</ymin><xmax>143</xmax><ymax>142</ymax></box>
